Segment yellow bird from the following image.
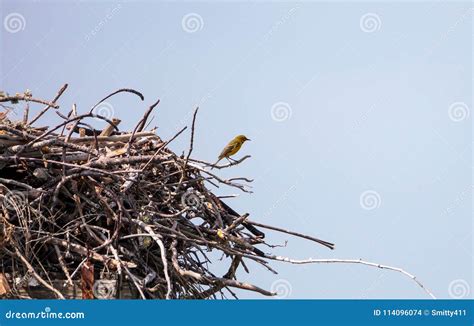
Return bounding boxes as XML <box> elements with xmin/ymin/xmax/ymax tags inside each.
<box><xmin>212</xmin><ymin>135</ymin><xmax>250</xmax><ymax>168</ymax></box>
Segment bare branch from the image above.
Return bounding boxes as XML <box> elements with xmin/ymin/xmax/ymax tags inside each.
<box><xmin>266</xmin><ymin>256</ymin><xmax>435</xmax><ymax>299</ymax></box>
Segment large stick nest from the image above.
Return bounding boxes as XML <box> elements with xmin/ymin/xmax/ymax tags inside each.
<box><xmin>0</xmin><ymin>86</ymin><xmax>334</xmax><ymax>299</ymax></box>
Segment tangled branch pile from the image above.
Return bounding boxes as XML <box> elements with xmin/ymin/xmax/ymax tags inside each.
<box><xmin>0</xmin><ymin>85</ymin><xmax>334</xmax><ymax>299</ymax></box>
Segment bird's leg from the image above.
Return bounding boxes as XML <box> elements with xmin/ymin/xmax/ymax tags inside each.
<box><xmin>227</xmin><ymin>157</ymin><xmax>238</xmax><ymax>163</ymax></box>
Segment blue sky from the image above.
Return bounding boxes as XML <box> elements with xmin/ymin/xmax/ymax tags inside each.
<box><xmin>1</xmin><ymin>0</ymin><xmax>472</xmax><ymax>299</ymax></box>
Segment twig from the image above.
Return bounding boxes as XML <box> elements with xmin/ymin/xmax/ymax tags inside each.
<box><xmin>29</xmin><ymin>83</ymin><xmax>68</xmax><ymax>125</ymax></box>
<box><xmin>192</xmin><ymin>155</ymin><xmax>252</xmax><ymax>170</ymax></box>
<box><xmin>135</xmin><ymin>99</ymin><xmax>159</xmax><ymax>133</ymax></box>
<box><xmin>54</xmin><ymin>245</ymin><xmax>73</xmax><ymax>286</ymax></box>
<box><xmin>184</xmin><ymin>107</ymin><xmax>199</xmax><ymax>170</ymax></box>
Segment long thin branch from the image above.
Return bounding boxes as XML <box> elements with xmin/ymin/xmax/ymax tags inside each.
<box><xmin>65</xmin><ymin>132</ymin><xmax>155</xmax><ymax>144</ymax></box>
<box><xmin>0</xmin><ymin>95</ymin><xmax>59</xmax><ymax>108</ymax></box>
<box><xmin>202</xmin><ymin>277</ymin><xmax>274</xmax><ymax>296</ymax></box>
<box><xmin>247</xmin><ymin>220</ymin><xmax>335</xmax><ymax>250</ymax></box>
<box><xmin>266</xmin><ymin>256</ymin><xmax>436</xmax><ymax>299</ymax></box>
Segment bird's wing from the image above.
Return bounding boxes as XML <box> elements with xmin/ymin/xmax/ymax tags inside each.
<box><xmin>218</xmin><ymin>141</ymin><xmax>238</xmax><ymax>159</ymax></box>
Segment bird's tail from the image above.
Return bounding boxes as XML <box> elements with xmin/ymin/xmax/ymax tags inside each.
<box><xmin>210</xmin><ymin>157</ymin><xmax>222</xmax><ymax>170</ymax></box>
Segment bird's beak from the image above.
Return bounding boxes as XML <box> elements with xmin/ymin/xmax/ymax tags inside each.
<box><xmin>246</xmin><ymin>138</ymin><xmax>251</xmax><ymax>141</ymax></box>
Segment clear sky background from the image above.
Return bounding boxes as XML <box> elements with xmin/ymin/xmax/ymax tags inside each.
<box><xmin>1</xmin><ymin>0</ymin><xmax>472</xmax><ymax>299</ymax></box>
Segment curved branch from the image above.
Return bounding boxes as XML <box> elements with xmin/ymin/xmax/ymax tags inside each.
<box><xmin>89</xmin><ymin>88</ymin><xmax>144</xmax><ymax>114</ymax></box>
<box><xmin>266</xmin><ymin>256</ymin><xmax>436</xmax><ymax>299</ymax></box>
